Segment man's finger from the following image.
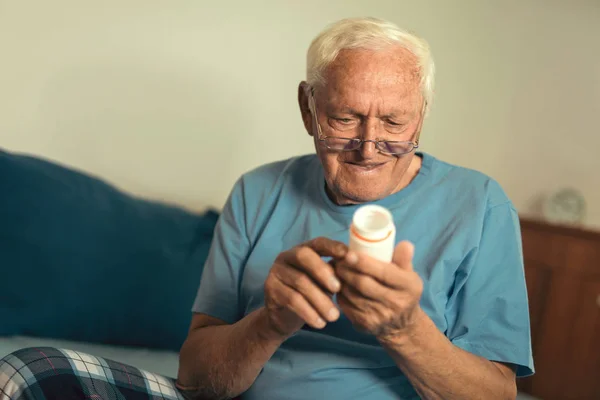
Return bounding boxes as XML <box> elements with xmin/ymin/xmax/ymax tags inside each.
<box><xmin>274</xmin><ymin>266</ymin><xmax>340</xmax><ymax>323</ymax></box>
<box><xmin>336</xmin><ymin>267</ymin><xmax>383</xmax><ymax>301</ymax></box>
<box><xmin>337</xmin><ymin>285</ymin><xmax>379</xmax><ymax>315</ymax></box>
<box><xmin>283</xmin><ymin>244</ymin><xmax>342</xmax><ymax>293</ymax></box>
<box><xmin>270</xmin><ymin>277</ymin><xmax>327</xmax><ymax>329</ymax></box>
<box><xmin>337</xmin><ymin>250</ymin><xmax>413</xmax><ymax>289</ymax></box>
<box><xmin>392</xmin><ymin>241</ymin><xmax>415</xmax><ymax>270</ymax></box>
<box><xmin>306</xmin><ymin>236</ymin><xmax>348</xmax><ymax>258</ymax></box>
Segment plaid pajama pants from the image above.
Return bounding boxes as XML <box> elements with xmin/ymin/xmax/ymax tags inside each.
<box><xmin>0</xmin><ymin>347</ymin><xmax>185</xmax><ymax>400</ymax></box>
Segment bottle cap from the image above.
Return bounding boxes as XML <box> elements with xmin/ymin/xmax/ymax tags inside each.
<box><xmin>351</xmin><ymin>205</ymin><xmax>394</xmax><ymax>242</ymax></box>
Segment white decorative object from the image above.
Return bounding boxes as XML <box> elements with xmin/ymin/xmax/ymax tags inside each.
<box><xmin>543</xmin><ymin>188</ymin><xmax>586</xmax><ymax>225</ymax></box>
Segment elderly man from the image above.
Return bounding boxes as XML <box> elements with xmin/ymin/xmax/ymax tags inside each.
<box><xmin>0</xmin><ymin>17</ymin><xmax>533</xmax><ymax>400</ymax></box>
<box><xmin>176</xmin><ymin>17</ymin><xmax>533</xmax><ymax>400</ymax></box>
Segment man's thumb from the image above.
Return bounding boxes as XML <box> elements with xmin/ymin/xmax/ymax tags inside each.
<box><xmin>392</xmin><ymin>241</ymin><xmax>415</xmax><ymax>269</ymax></box>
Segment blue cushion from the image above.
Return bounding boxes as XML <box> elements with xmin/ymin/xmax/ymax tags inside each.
<box><xmin>0</xmin><ymin>149</ymin><xmax>219</xmax><ymax>351</ymax></box>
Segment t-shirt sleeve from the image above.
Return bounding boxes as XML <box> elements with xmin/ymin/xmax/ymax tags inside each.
<box><xmin>191</xmin><ymin>178</ymin><xmax>250</xmax><ymax>324</ymax></box>
<box><xmin>446</xmin><ymin>202</ymin><xmax>535</xmax><ymax>377</ymax></box>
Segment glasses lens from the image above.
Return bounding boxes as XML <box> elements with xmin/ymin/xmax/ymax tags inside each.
<box><xmin>321</xmin><ymin>137</ymin><xmax>416</xmax><ymax>155</ymax></box>
<box><xmin>323</xmin><ymin>137</ymin><xmax>361</xmax><ymax>151</ymax></box>
<box><xmin>378</xmin><ymin>141</ymin><xmax>415</xmax><ymax>155</ymax></box>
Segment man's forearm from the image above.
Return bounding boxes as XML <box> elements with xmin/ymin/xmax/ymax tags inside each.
<box><xmin>176</xmin><ymin>308</ymin><xmax>285</xmax><ymax>400</ymax></box>
<box><xmin>379</xmin><ymin>308</ymin><xmax>516</xmax><ymax>400</ymax></box>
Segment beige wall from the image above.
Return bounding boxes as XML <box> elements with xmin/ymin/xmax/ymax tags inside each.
<box><xmin>1</xmin><ymin>1</ymin><xmax>599</xmax><ymax>228</ymax></box>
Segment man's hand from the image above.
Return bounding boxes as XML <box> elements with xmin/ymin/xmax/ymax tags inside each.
<box><xmin>263</xmin><ymin>237</ymin><xmax>347</xmax><ymax>337</ymax></box>
<box><xmin>335</xmin><ymin>241</ymin><xmax>424</xmax><ymax>340</ymax></box>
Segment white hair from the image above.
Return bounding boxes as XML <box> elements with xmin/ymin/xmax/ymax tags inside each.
<box><xmin>306</xmin><ymin>17</ymin><xmax>435</xmax><ymax>111</ymax></box>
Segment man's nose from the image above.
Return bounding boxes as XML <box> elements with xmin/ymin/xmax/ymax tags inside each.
<box><xmin>358</xmin><ymin>140</ymin><xmax>377</xmax><ymax>159</ymax></box>
<box><xmin>358</xmin><ymin>119</ymin><xmax>378</xmax><ymax>159</ymax></box>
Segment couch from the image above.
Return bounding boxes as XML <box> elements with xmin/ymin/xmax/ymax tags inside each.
<box><xmin>0</xmin><ymin>148</ymin><xmax>218</xmax><ymax>378</ymax></box>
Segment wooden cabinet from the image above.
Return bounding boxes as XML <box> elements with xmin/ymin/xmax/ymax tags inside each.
<box><xmin>518</xmin><ymin>218</ymin><xmax>600</xmax><ymax>400</ymax></box>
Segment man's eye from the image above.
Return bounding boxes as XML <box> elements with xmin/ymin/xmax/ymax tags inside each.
<box><xmin>385</xmin><ymin>121</ymin><xmax>408</xmax><ymax>132</ymax></box>
<box><xmin>335</xmin><ymin>118</ymin><xmax>353</xmax><ymax>124</ymax></box>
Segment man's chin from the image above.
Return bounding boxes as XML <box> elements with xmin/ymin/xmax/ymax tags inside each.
<box><xmin>332</xmin><ymin>187</ymin><xmax>391</xmax><ymax>205</ymax></box>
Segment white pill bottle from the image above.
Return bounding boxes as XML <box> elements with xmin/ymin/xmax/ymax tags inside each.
<box><xmin>349</xmin><ymin>205</ymin><xmax>396</xmax><ymax>262</ymax></box>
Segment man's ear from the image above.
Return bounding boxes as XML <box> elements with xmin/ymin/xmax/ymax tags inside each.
<box><xmin>298</xmin><ymin>81</ymin><xmax>314</xmax><ymax>136</ymax></box>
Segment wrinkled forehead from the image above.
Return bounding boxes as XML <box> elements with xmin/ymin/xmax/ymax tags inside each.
<box><xmin>318</xmin><ymin>47</ymin><xmax>422</xmax><ymax>108</ymax></box>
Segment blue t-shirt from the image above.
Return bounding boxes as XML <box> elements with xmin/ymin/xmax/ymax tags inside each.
<box><xmin>192</xmin><ymin>152</ymin><xmax>534</xmax><ymax>400</ymax></box>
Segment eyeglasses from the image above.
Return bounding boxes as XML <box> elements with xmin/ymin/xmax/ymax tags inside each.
<box><xmin>309</xmin><ymin>89</ymin><xmax>425</xmax><ymax>156</ymax></box>
<box><xmin>319</xmin><ymin>136</ymin><xmax>418</xmax><ymax>155</ymax></box>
